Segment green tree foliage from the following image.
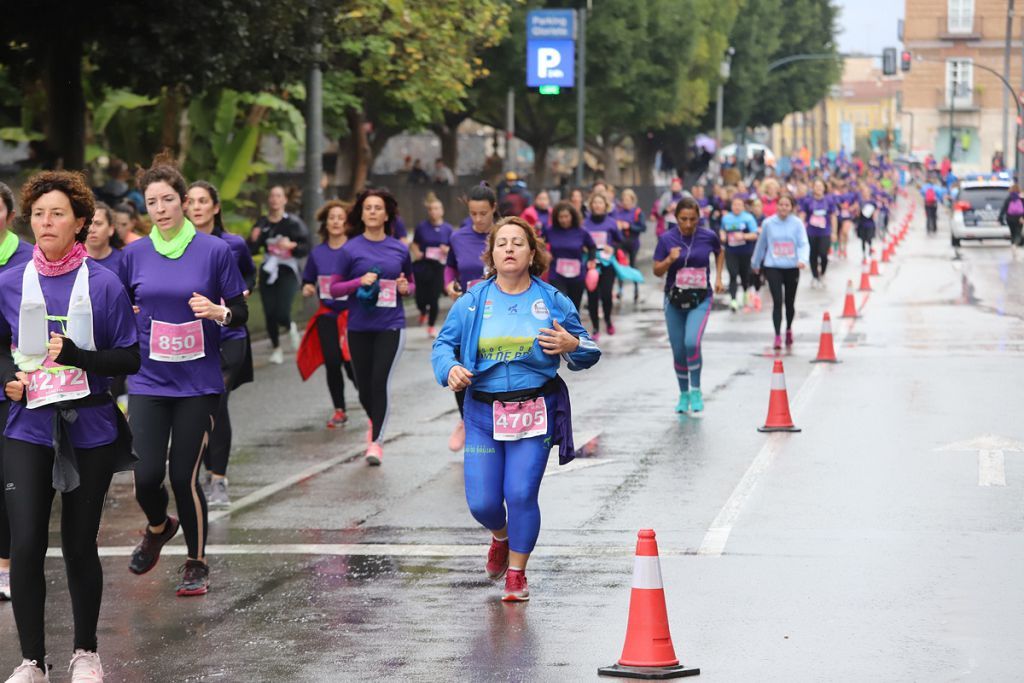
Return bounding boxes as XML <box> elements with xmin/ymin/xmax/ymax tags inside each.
<box><xmin>322</xmin><ymin>0</ymin><xmax>512</xmax><ymax>192</ymax></box>
<box><xmin>0</xmin><ymin>0</ymin><xmax>311</xmax><ymax>169</ymax></box>
<box><xmin>750</xmin><ymin>0</ymin><xmax>840</xmax><ymax>127</ymax></box>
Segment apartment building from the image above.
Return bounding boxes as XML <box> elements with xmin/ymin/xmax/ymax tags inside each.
<box><xmin>903</xmin><ymin>0</ymin><xmax>1021</xmax><ymax>171</ymax></box>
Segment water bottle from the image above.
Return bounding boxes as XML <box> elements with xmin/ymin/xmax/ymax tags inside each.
<box><xmin>18</xmin><ymin>301</ymin><xmax>47</xmax><ymax>355</ymax></box>
<box><xmin>66</xmin><ymin>295</ymin><xmax>94</xmax><ymax>350</ymax></box>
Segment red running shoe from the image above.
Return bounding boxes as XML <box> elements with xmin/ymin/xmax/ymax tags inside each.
<box><xmin>326</xmin><ymin>409</ymin><xmax>347</xmax><ymax>429</ymax></box>
<box><xmin>418</xmin><ymin>314</ymin><xmax>428</xmax><ymax>326</ymax></box>
<box><xmin>502</xmin><ymin>568</ymin><xmax>530</xmax><ymax>602</ymax></box>
<box><xmin>486</xmin><ymin>537</ymin><xmax>509</xmax><ymax>580</ymax></box>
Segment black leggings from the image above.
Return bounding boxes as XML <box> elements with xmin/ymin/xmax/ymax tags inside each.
<box><xmin>347</xmin><ymin>329</ymin><xmax>405</xmax><ymax>443</ymax></box>
<box><xmin>206</xmin><ymin>338</ymin><xmax>248</xmax><ymax>477</ymax></box>
<box><xmin>259</xmin><ymin>268</ymin><xmax>299</xmax><ymax>349</ymax></box>
<box><xmin>131</xmin><ymin>394</ymin><xmax>218</xmax><ymax>560</ymax></box>
<box><xmin>925</xmin><ymin>204</ymin><xmax>938</xmax><ymax>233</ymax></box>
<box><xmin>317</xmin><ymin>313</ymin><xmax>355</xmax><ymax>411</ymax></box>
<box><xmin>725</xmin><ymin>251</ymin><xmax>752</xmax><ymax>299</ymax></box>
<box><xmin>413</xmin><ymin>261</ymin><xmax>445</xmax><ymax>326</ymax></box>
<box><xmin>764</xmin><ymin>267</ymin><xmax>799</xmax><ymax>335</ymax></box>
<box><xmin>587</xmin><ymin>266</ymin><xmax>616</xmax><ymax>332</ymax></box>
<box><xmin>1008</xmin><ymin>216</ymin><xmax>1023</xmax><ymax>246</ymax></box>
<box><xmin>620</xmin><ymin>236</ymin><xmax>640</xmax><ymax>299</ymax></box>
<box><xmin>551</xmin><ymin>276</ymin><xmax>585</xmax><ymax>312</ymax></box>
<box><xmin>808</xmin><ymin>234</ymin><xmax>830</xmax><ymax>279</ymax></box>
<box><xmin>5</xmin><ymin>438</ymin><xmax>118</xmax><ymax>662</ymax></box>
<box><xmin>0</xmin><ymin>401</ymin><xmax>9</xmax><ymax>560</ymax></box>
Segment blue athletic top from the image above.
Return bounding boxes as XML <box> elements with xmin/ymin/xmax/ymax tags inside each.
<box><xmin>431</xmin><ymin>277</ymin><xmax>600</xmax><ymax>393</ymax></box>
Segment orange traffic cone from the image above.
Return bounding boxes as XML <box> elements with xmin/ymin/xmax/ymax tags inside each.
<box><xmin>599</xmin><ymin>530</ymin><xmax>700</xmax><ymax>680</ymax></box>
<box><xmin>810</xmin><ymin>312</ymin><xmax>841</xmax><ymax>364</ymax></box>
<box><xmin>758</xmin><ymin>360</ymin><xmax>801</xmax><ymax>433</ymax></box>
<box><xmin>881</xmin><ymin>240</ymin><xmax>891</xmax><ymax>263</ymax></box>
<box><xmin>858</xmin><ymin>261</ymin><xmax>872</xmax><ymax>292</ymax></box>
<box><xmin>840</xmin><ymin>280</ymin><xmax>860</xmax><ymax>319</ymax></box>
<box><xmin>869</xmin><ymin>255</ymin><xmax>881</xmax><ymax>276</ymax></box>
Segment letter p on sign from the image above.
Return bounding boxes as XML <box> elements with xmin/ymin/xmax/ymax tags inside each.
<box><xmin>538</xmin><ymin>48</ymin><xmax>563</xmax><ymax>78</ymax></box>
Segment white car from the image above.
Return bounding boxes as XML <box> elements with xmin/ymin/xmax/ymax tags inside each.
<box><xmin>950</xmin><ymin>178</ymin><xmax>1012</xmax><ymax>247</ymax></box>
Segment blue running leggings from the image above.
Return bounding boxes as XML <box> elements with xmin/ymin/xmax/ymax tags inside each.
<box><xmin>462</xmin><ymin>393</ymin><xmax>554</xmax><ymax>554</ymax></box>
<box><xmin>664</xmin><ymin>295</ymin><xmax>712</xmax><ymax>393</ymax></box>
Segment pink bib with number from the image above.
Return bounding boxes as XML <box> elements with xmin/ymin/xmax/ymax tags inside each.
<box><xmin>591</xmin><ymin>231</ymin><xmax>608</xmax><ymax>248</ymax></box>
<box><xmin>25</xmin><ymin>358</ymin><xmax>90</xmax><ymax>410</ymax></box>
<box><xmin>809</xmin><ymin>211</ymin><xmax>827</xmax><ymax>228</ymax></box>
<box><xmin>377</xmin><ymin>279</ymin><xmax>398</xmax><ymax>308</ymax></box>
<box><xmin>492</xmin><ymin>397</ymin><xmax>548</xmax><ymax>442</ymax></box>
<box><xmin>771</xmin><ymin>241</ymin><xmax>796</xmax><ymax>259</ymax></box>
<box><xmin>425</xmin><ymin>246</ymin><xmax>444</xmax><ymax>262</ymax></box>
<box><xmin>317</xmin><ymin>275</ymin><xmax>334</xmax><ymax>299</ymax></box>
<box><xmin>267</xmin><ymin>238</ymin><xmax>293</xmax><ymax>258</ymax></box>
<box><xmin>675</xmin><ymin>267</ymin><xmax>707</xmax><ymax>289</ymax></box>
<box><xmin>555</xmin><ymin>258</ymin><xmax>581</xmax><ymax>278</ymax></box>
<box><xmin>150</xmin><ymin>319</ymin><xmax>205</xmax><ymax>362</ymax></box>
<box><xmin>726</xmin><ymin>231</ymin><xmax>746</xmax><ymax>247</ymax></box>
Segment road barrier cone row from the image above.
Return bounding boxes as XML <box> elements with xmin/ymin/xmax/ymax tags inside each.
<box><xmin>881</xmin><ymin>241</ymin><xmax>891</xmax><ymax>263</ymax></box>
<box><xmin>841</xmin><ymin>280</ymin><xmax>860</xmax><ymax>319</ymax></box>
<box><xmin>758</xmin><ymin>360</ymin><xmax>801</xmax><ymax>433</ymax></box>
<box><xmin>810</xmin><ymin>312</ymin><xmax>840</xmax><ymax>364</ymax></box>
<box><xmin>858</xmin><ymin>261</ymin><xmax>872</xmax><ymax>292</ymax></box>
<box><xmin>869</xmin><ymin>254</ymin><xmax>881</xmax><ymax>276</ymax></box>
<box><xmin>599</xmin><ymin>530</ymin><xmax>700</xmax><ymax>680</ymax></box>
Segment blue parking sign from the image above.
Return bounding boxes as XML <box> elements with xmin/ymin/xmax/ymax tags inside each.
<box><xmin>527</xmin><ymin>40</ymin><xmax>574</xmax><ymax>88</ymax></box>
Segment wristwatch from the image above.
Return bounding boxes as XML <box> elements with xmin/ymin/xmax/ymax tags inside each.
<box><xmin>216</xmin><ymin>307</ymin><xmax>232</xmax><ymax>327</ymax></box>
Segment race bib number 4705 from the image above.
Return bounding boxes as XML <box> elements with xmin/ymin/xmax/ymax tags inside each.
<box><xmin>492</xmin><ymin>397</ymin><xmax>548</xmax><ymax>442</ymax></box>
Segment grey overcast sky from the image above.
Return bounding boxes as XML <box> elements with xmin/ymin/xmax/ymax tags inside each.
<box><xmin>833</xmin><ymin>0</ymin><xmax>905</xmax><ymax>56</ymax></box>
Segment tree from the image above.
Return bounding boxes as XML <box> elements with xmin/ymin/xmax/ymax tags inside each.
<box><xmin>0</xmin><ymin>0</ymin><xmax>311</xmax><ymax>169</ymax></box>
<box><xmin>321</xmin><ymin>0</ymin><xmax>511</xmax><ymax>194</ymax></box>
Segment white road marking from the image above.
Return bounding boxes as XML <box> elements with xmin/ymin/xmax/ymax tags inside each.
<box><xmin>978</xmin><ymin>449</ymin><xmax>1006</xmax><ymax>487</ymax></box>
<box><xmin>698</xmin><ymin>277</ymin><xmax>860</xmax><ymax>557</ymax></box>
<box><xmin>545</xmin><ymin>458</ymin><xmax>616</xmax><ymax>477</ymax></box>
<box><xmin>207</xmin><ymin>432</ymin><xmax>407</xmax><ymax>523</ymax></box>
<box><xmin>46</xmin><ymin>542</ymin><xmax>688</xmax><ymax>560</ymax></box>
<box><xmin>935</xmin><ymin>434</ymin><xmax>1023</xmax><ymax>488</ymax></box>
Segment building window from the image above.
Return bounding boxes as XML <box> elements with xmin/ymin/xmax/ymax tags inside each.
<box><xmin>947</xmin><ymin>0</ymin><xmax>974</xmax><ymax>34</ymax></box>
<box><xmin>946</xmin><ymin>59</ymin><xmax>973</xmax><ymax>107</ymax></box>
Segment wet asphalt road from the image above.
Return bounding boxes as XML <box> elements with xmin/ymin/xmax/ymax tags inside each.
<box><xmin>2</xmin><ymin>195</ymin><xmax>1023</xmax><ymax>681</ymax></box>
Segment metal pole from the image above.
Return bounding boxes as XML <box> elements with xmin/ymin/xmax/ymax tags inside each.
<box><xmin>303</xmin><ymin>5</ymin><xmax>323</xmax><ymax>230</ymax></box>
<box><xmin>575</xmin><ymin>7</ymin><xmax>586</xmax><ymax>187</ymax></box>
<box><xmin>1020</xmin><ymin>14</ymin><xmax>1024</xmax><ymax>186</ymax></box>
<box><xmin>506</xmin><ymin>87</ymin><xmax>515</xmax><ymax>174</ymax></box>
<box><xmin>1004</xmin><ymin>0</ymin><xmax>1016</xmax><ymax>166</ymax></box>
<box><xmin>715</xmin><ymin>84</ymin><xmax>724</xmax><ymax>150</ymax></box>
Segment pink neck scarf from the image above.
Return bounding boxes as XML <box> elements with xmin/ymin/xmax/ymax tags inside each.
<box><xmin>33</xmin><ymin>242</ymin><xmax>88</xmax><ymax>277</ymax></box>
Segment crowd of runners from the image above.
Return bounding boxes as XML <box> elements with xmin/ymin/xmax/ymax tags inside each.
<box><xmin>0</xmin><ymin>149</ymin><xmax>916</xmax><ymax>680</ymax></box>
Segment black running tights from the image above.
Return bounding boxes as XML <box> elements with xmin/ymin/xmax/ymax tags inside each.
<box><xmin>764</xmin><ymin>267</ymin><xmax>800</xmax><ymax>335</ymax></box>
<box><xmin>347</xmin><ymin>330</ymin><xmax>405</xmax><ymax>443</ymax></box>
<box><xmin>131</xmin><ymin>394</ymin><xmax>218</xmax><ymax>560</ymax></box>
<box><xmin>5</xmin><ymin>438</ymin><xmax>117</xmax><ymax>662</ymax></box>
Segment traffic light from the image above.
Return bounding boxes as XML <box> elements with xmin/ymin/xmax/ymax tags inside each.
<box><xmin>882</xmin><ymin>47</ymin><xmax>897</xmax><ymax>76</ymax></box>
<box><xmin>901</xmin><ymin>50</ymin><xmax>912</xmax><ymax>72</ymax></box>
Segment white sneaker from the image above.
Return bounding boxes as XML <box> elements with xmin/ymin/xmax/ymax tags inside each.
<box><xmin>289</xmin><ymin>322</ymin><xmax>301</xmax><ymax>350</ymax></box>
<box><xmin>5</xmin><ymin>661</ymin><xmax>48</xmax><ymax>683</ymax></box>
<box><xmin>68</xmin><ymin>650</ymin><xmax>102</xmax><ymax>682</ymax></box>
<box><xmin>268</xmin><ymin>348</ymin><xmax>284</xmax><ymax>365</ymax></box>
<box><xmin>0</xmin><ymin>568</ymin><xmax>10</xmax><ymax>600</ymax></box>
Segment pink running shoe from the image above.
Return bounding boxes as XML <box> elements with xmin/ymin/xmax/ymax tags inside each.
<box><xmin>785</xmin><ymin>329</ymin><xmax>794</xmax><ymax>347</ymax></box>
<box><xmin>773</xmin><ymin>335</ymin><xmax>782</xmax><ymax>350</ymax></box>
<box><xmin>502</xmin><ymin>569</ymin><xmax>530</xmax><ymax>602</ymax></box>
<box><xmin>326</xmin><ymin>409</ymin><xmax>347</xmax><ymax>429</ymax></box>
<box><xmin>592</xmin><ymin>332</ymin><xmax>601</xmax><ymax>343</ymax></box>
<box><xmin>448</xmin><ymin>420</ymin><xmax>466</xmax><ymax>452</ymax></box>
<box><xmin>606</xmin><ymin>322</ymin><xmax>616</xmax><ymax>335</ymax></box>
<box><xmin>753</xmin><ymin>293</ymin><xmax>763</xmax><ymax>312</ymax></box>
<box><xmin>486</xmin><ymin>537</ymin><xmax>509</xmax><ymax>580</ymax></box>
<box><xmin>365</xmin><ymin>442</ymin><xmax>382</xmax><ymax>466</ymax></box>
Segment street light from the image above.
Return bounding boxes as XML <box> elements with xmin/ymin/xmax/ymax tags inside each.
<box><xmin>714</xmin><ymin>47</ymin><xmax>735</xmax><ymax>150</ymax></box>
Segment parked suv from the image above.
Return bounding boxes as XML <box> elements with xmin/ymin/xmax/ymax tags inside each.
<box><xmin>950</xmin><ymin>177</ymin><xmax>1012</xmax><ymax>247</ymax></box>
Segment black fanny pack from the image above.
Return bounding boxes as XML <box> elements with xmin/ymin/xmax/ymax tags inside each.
<box><xmin>667</xmin><ymin>287</ymin><xmax>708</xmax><ymax>310</ymax></box>
<box><xmin>472</xmin><ymin>376</ymin><xmax>561</xmax><ymax>405</ymax></box>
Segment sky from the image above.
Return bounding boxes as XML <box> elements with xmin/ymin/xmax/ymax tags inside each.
<box><xmin>833</xmin><ymin>0</ymin><xmax>905</xmax><ymax>56</ymax></box>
